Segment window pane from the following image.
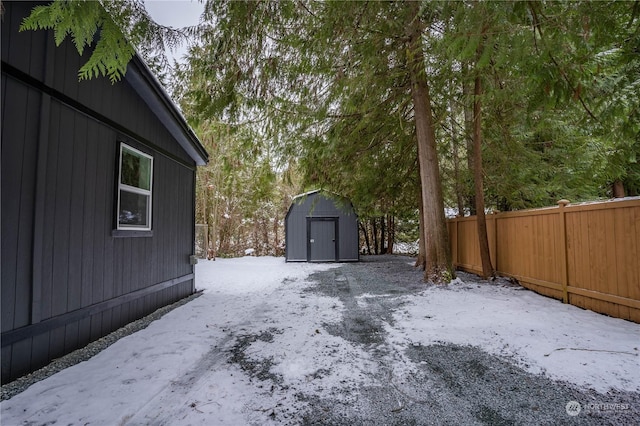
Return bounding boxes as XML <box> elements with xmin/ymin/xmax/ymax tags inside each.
<box><xmin>119</xmin><ymin>190</ymin><xmax>149</xmax><ymax>227</ymax></box>
<box><xmin>121</xmin><ymin>147</ymin><xmax>151</xmax><ymax>190</ymax></box>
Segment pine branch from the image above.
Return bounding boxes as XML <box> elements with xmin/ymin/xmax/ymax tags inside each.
<box><xmin>526</xmin><ymin>1</ymin><xmax>598</xmax><ymax>122</ymax></box>
<box><xmin>20</xmin><ymin>0</ymin><xmax>195</xmax><ymax>83</ymax></box>
<box><xmin>548</xmin><ymin>53</ymin><xmax>598</xmax><ymax>121</ymax></box>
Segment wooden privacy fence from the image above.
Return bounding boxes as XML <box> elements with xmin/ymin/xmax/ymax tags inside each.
<box><xmin>447</xmin><ymin>198</ymin><xmax>640</xmax><ymax>323</ymax></box>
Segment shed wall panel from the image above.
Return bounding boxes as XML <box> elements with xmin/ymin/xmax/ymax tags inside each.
<box><xmin>286</xmin><ymin>206</ymin><xmax>308</xmax><ymax>261</ymax></box>
<box><xmin>339</xmin><ymin>216</ymin><xmax>360</xmax><ymax>261</ymax></box>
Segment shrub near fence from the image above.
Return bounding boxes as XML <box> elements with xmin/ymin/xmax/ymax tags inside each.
<box><xmin>447</xmin><ymin>198</ymin><xmax>640</xmax><ymax>323</ymax></box>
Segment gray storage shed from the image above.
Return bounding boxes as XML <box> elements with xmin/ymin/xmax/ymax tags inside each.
<box><xmin>285</xmin><ymin>190</ymin><xmax>359</xmax><ymax>262</ymax></box>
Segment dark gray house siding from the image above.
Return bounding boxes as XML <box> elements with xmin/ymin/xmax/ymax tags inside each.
<box><xmin>285</xmin><ymin>190</ymin><xmax>359</xmax><ymax>262</ymax></box>
<box><xmin>1</xmin><ymin>1</ymin><xmax>208</xmax><ymax>382</ymax></box>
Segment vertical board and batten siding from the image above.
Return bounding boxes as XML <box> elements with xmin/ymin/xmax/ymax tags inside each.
<box><xmin>285</xmin><ymin>191</ymin><xmax>359</xmax><ymax>262</ymax></box>
<box><xmin>1</xmin><ymin>1</ymin><xmax>200</xmax><ymax>381</ymax></box>
<box><xmin>1</xmin><ymin>79</ymin><xmax>40</xmax><ymax>332</ymax></box>
<box><xmin>447</xmin><ymin>199</ymin><xmax>640</xmax><ymax>323</ymax></box>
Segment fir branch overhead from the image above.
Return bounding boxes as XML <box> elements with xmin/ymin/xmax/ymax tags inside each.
<box><xmin>20</xmin><ymin>0</ymin><xmax>200</xmax><ymax>83</ymax></box>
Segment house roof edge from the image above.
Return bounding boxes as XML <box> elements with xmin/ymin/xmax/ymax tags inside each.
<box><xmin>125</xmin><ymin>55</ymin><xmax>208</xmax><ymax>166</ymax></box>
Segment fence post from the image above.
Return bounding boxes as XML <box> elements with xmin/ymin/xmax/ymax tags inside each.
<box><xmin>455</xmin><ymin>216</ymin><xmax>460</xmax><ymax>267</ymax></box>
<box><xmin>557</xmin><ymin>199</ymin><xmax>570</xmax><ymax>303</ymax></box>
<box><xmin>491</xmin><ymin>210</ymin><xmax>498</xmax><ymax>272</ymax></box>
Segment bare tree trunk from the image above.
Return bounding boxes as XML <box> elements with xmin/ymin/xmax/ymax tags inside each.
<box><xmin>262</xmin><ymin>217</ymin><xmax>269</xmax><ymax>256</ymax></box>
<box><xmin>386</xmin><ymin>214</ymin><xmax>394</xmax><ymax>254</ymax></box>
<box><xmin>372</xmin><ymin>219</ymin><xmax>379</xmax><ymax>254</ymax></box>
<box><xmin>473</xmin><ymin>68</ymin><xmax>494</xmax><ymax>279</ymax></box>
<box><xmin>613</xmin><ymin>180</ymin><xmax>626</xmax><ymax>198</ymax></box>
<box><xmin>218</xmin><ymin>201</ymin><xmax>230</xmax><ymax>255</ymax></box>
<box><xmin>407</xmin><ymin>2</ymin><xmax>453</xmax><ymax>283</ymax></box>
<box><xmin>205</xmin><ymin>187</ymin><xmax>216</xmax><ymax>260</ymax></box>
<box><xmin>273</xmin><ymin>215</ymin><xmax>279</xmax><ymax>255</ymax></box>
<box><xmin>359</xmin><ymin>222</ymin><xmax>371</xmax><ymax>255</ymax></box>
<box><xmin>380</xmin><ymin>216</ymin><xmax>386</xmax><ymax>254</ymax></box>
<box><xmin>415</xmin><ymin>190</ymin><xmax>426</xmax><ymax>269</ymax></box>
<box><xmin>218</xmin><ymin>224</ymin><xmax>228</xmax><ymax>255</ymax></box>
<box><xmin>463</xmin><ymin>64</ymin><xmax>476</xmax><ymax>216</ymax></box>
<box><xmin>450</xmin><ymin>95</ymin><xmax>465</xmax><ymax>217</ymax></box>
<box><xmin>209</xmin><ymin>181</ymin><xmax>220</xmax><ymax>260</ymax></box>
<box><xmin>253</xmin><ymin>220</ymin><xmax>259</xmax><ymax>255</ymax></box>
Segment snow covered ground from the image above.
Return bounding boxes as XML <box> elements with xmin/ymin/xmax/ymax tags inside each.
<box><xmin>1</xmin><ymin>256</ymin><xmax>638</xmax><ymax>425</ymax></box>
<box><xmin>389</xmin><ymin>272</ymin><xmax>640</xmax><ymax>393</ymax></box>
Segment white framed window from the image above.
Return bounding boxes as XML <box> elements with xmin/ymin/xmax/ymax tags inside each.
<box><xmin>117</xmin><ymin>143</ymin><xmax>153</xmax><ymax>231</ymax></box>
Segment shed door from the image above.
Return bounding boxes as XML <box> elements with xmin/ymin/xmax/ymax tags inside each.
<box><xmin>308</xmin><ymin>218</ymin><xmax>338</xmax><ymax>262</ymax></box>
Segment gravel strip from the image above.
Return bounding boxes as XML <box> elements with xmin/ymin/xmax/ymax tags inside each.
<box><xmin>1</xmin><ymin>291</ymin><xmax>203</xmax><ymax>401</ymax></box>
<box><xmin>297</xmin><ymin>255</ymin><xmax>640</xmax><ymax>425</ymax></box>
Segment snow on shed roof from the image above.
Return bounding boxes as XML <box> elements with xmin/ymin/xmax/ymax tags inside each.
<box><xmin>292</xmin><ymin>189</ymin><xmax>323</xmax><ymax>200</ymax></box>
<box><xmin>292</xmin><ymin>189</ymin><xmax>350</xmax><ymax>201</ymax></box>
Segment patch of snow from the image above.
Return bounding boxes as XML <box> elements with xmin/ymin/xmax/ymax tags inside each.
<box><xmin>393</xmin><ymin>241</ymin><xmax>419</xmax><ymax>255</ymax></box>
<box><xmin>568</xmin><ymin>196</ymin><xmax>640</xmax><ymax>206</ymax></box>
<box><xmin>449</xmin><ymin>277</ymin><xmax>465</xmax><ymax>285</ymax></box>
<box><xmin>291</xmin><ymin>189</ymin><xmax>323</xmax><ymax>200</ymax></box>
<box><xmin>386</xmin><ymin>278</ymin><xmax>640</xmax><ymax>393</ymax></box>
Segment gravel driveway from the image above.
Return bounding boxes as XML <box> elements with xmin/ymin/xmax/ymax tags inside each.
<box><xmin>212</xmin><ymin>256</ymin><xmax>640</xmax><ymax>426</ymax></box>
<box><xmin>282</xmin><ymin>256</ymin><xmax>639</xmax><ymax>425</ymax></box>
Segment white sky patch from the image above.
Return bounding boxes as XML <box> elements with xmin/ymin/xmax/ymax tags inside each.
<box><xmin>145</xmin><ymin>0</ymin><xmax>205</xmax><ymax>63</ymax></box>
<box><xmin>145</xmin><ymin>0</ymin><xmax>204</xmax><ymax>28</ymax></box>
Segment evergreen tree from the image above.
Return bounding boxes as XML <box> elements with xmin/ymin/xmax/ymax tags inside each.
<box><xmin>21</xmin><ymin>0</ymin><xmax>640</xmax><ymax>271</ymax></box>
<box><xmin>180</xmin><ymin>0</ymin><xmax>454</xmax><ymax>282</ymax></box>
<box><xmin>194</xmin><ymin>121</ymin><xmax>296</xmax><ymax>257</ymax></box>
